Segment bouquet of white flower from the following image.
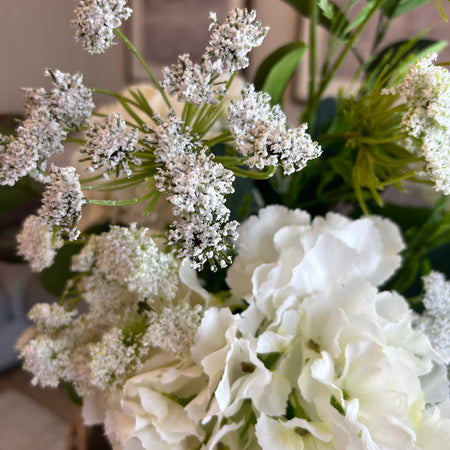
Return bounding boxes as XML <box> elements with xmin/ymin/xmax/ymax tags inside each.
<box><xmin>2</xmin><ymin>1</ymin><xmax>450</xmax><ymax>448</ymax></box>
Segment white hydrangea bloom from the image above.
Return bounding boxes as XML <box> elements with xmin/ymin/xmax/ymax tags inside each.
<box><xmin>73</xmin><ymin>0</ymin><xmax>132</xmax><ymax>54</ymax></box>
<box><xmin>17</xmin><ymin>215</ymin><xmax>64</xmax><ymax>272</ymax></box>
<box><xmin>82</xmin><ymin>112</ymin><xmax>140</xmax><ymax>179</ymax></box>
<box><xmin>193</xmin><ymin>205</ymin><xmax>449</xmax><ymax>448</ymax></box>
<box><xmin>39</xmin><ymin>165</ymin><xmax>85</xmax><ymax>240</ymax></box>
<box><xmin>204</xmin><ymin>9</ymin><xmax>269</xmax><ymax>74</ymax></box>
<box><xmin>45</xmin><ymin>69</ymin><xmax>94</xmax><ymax>129</ymax></box>
<box><xmin>71</xmin><ymin>223</ymin><xmax>179</xmax><ymax>303</ymax></box>
<box><xmin>162</xmin><ymin>54</ymin><xmax>224</xmax><ymax>105</ymax></box>
<box><xmin>229</xmin><ymin>84</ymin><xmax>322</xmax><ymax>175</ymax></box>
<box><xmin>255</xmin><ymin>413</ymin><xmax>333</xmax><ymax>449</ymax></box>
<box><xmin>85</xmin><ymin>352</ymin><xmax>208</xmax><ymax>449</ymax></box>
<box><xmin>415</xmin><ymin>271</ymin><xmax>450</xmax><ymax>362</ymax></box>
<box><xmin>148</xmin><ymin>116</ymin><xmax>238</xmax><ymax>271</ymax></box>
<box><xmin>227</xmin><ymin>205</ymin><xmax>404</xmax><ymax>301</ymax></box>
<box><xmin>391</xmin><ymin>54</ymin><xmax>450</xmax><ymax>194</ymax></box>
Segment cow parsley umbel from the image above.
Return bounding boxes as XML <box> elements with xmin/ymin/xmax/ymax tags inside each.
<box><xmin>229</xmin><ymin>84</ymin><xmax>322</xmax><ymax>174</ymax></box>
<box><xmin>204</xmin><ymin>9</ymin><xmax>269</xmax><ymax>74</ymax></box>
<box><xmin>73</xmin><ymin>0</ymin><xmax>133</xmax><ymax>54</ymax></box>
<box><xmin>39</xmin><ymin>165</ymin><xmax>85</xmax><ymax>240</ymax></box>
<box><xmin>389</xmin><ymin>54</ymin><xmax>450</xmax><ymax>194</ymax></box>
<box><xmin>148</xmin><ymin>116</ymin><xmax>238</xmax><ymax>271</ymax></box>
<box><xmin>81</xmin><ymin>112</ymin><xmax>141</xmax><ymax>179</ymax></box>
<box><xmin>17</xmin><ymin>215</ymin><xmax>64</xmax><ymax>272</ymax></box>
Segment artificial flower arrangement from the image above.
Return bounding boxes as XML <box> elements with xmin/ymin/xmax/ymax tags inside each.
<box><xmin>1</xmin><ymin>0</ymin><xmax>450</xmax><ymax>448</ymax></box>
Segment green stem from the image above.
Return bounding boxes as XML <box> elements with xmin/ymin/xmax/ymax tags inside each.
<box><xmin>302</xmin><ymin>0</ymin><xmax>385</xmax><ymax>123</ymax></box>
<box><xmin>306</xmin><ymin>0</ymin><xmax>318</xmax><ymax>129</ymax></box>
<box><xmin>214</xmin><ymin>155</ymin><xmax>247</xmax><ymax>166</ymax></box>
<box><xmin>230</xmin><ymin>165</ymin><xmax>277</xmax><ymax>179</ymax></box>
<box><xmin>86</xmin><ymin>190</ymin><xmax>157</xmax><ymax>206</ymax></box>
<box><xmin>114</xmin><ymin>28</ymin><xmax>173</xmax><ymax>111</ymax></box>
<box><xmin>65</xmin><ymin>137</ymin><xmax>86</xmax><ymax>145</ymax></box>
<box><xmin>204</xmin><ymin>131</ymin><xmax>233</xmax><ymax>148</ymax></box>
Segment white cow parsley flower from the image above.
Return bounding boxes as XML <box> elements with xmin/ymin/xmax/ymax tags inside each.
<box><xmin>90</xmin><ymin>326</ymin><xmax>147</xmax><ymax>390</ymax></box>
<box><xmin>390</xmin><ymin>54</ymin><xmax>450</xmax><ymax>194</ymax></box>
<box><xmin>45</xmin><ymin>69</ymin><xmax>94</xmax><ymax>129</ymax></box>
<box><xmin>415</xmin><ymin>271</ymin><xmax>450</xmax><ymax>362</ymax></box>
<box><xmin>229</xmin><ymin>84</ymin><xmax>322</xmax><ymax>175</ymax></box>
<box><xmin>18</xmin><ymin>334</ymin><xmax>72</xmax><ymax>388</ymax></box>
<box><xmin>71</xmin><ymin>223</ymin><xmax>179</xmax><ymax>303</ymax></box>
<box><xmin>148</xmin><ymin>116</ymin><xmax>238</xmax><ymax>271</ymax></box>
<box><xmin>0</xmin><ymin>70</ymin><xmax>92</xmax><ymax>186</ymax></box>
<box><xmin>145</xmin><ymin>302</ymin><xmax>203</xmax><ymax>357</ymax></box>
<box><xmin>28</xmin><ymin>303</ymin><xmax>77</xmax><ymax>330</ymax></box>
<box><xmin>0</xmin><ymin>115</ymin><xmax>66</xmax><ymax>186</ymax></box>
<box><xmin>162</xmin><ymin>54</ymin><xmax>224</xmax><ymax>105</ymax></box>
<box><xmin>204</xmin><ymin>9</ymin><xmax>269</xmax><ymax>74</ymax></box>
<box><xmin>17</xmin><ymin>215</ymin><xmax>64</xmax><ymax>272</ymax></box>
<box><xmin>82</xmin><ymin>112</ymin><xmax>140</xmax><ymax>179</ymax></box>
<box><xmin>73</xmin><ymin>0</ymin><xmax>133</xmax><ymax>54</ymax></box>
<box><xmin>39</xmin><ymin>165</ymin><xmax>85</xmax><ymax>240</ymax></box>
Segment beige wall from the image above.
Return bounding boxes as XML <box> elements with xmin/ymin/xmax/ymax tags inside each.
<box><xmin>0</xmin><ymin>0</ymin><xmax>128</xmax><ymax>114</ymax></box>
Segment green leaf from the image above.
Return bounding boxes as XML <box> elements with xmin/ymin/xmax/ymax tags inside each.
<box><xmin>342</xmin><ymin>2</ymin><xmax>376</xmax><ymax>35</ymax></box>
<box><xmin>40</xmin><ymin>243</ymin><xmax>84</xmax><ymax>297</ymax></box>
<box><xmin>364</xmin><ymin>38</ymin><xmax>447</xmax><ymax>92</ymax></box>
<box><xmin>254</xmin><ymin>41</ymin><xmax>306</xmax><ymax>106</ymax></box>
<box><xmin>282</xmin><ymin>0</ymin><xmax>349</xmax><ymax>37</ymax></box>
<box><xmin>436</xmin><ymin>0</ymin><xmax>448</xmax><ymax>21</ymax></box>
<box><xmin>0</xmin><ymin>177</ymin><xmax>41</xmax><ymax>216</ymax></box>
<box><xmin>380</xmin><ymin>0</ymin><xmax>435</xmax><ymax>18</ymax></box>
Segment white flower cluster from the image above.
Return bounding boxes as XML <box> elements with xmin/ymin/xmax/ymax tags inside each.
<box><xmin>90</xmin><ymin>326</ymin><xmax>147</xmax><ymax>391</ymax></box>
<box><xmin>0</xmin><ymin>69</ymin><xmax>93</xmax><ymax>186</ymax></box>
<box><xmin>17</xmin><ymin>215</ymin><xmax>64</xmax><ymax>272</ymax></box>
<box><xmin>390</xmin><ymin>54</ymin><xmax>450</xmax><ymax>194</ymax></box>
<box><xmin>19</xmin><ymin>333</ymin><xmax>73</xmax><ymax>388</ymax></box>
<box><xmin>229</xmin><ymin>84</ymin><xmax>322</xmax><ymax>175</ymax></box>
<box><xmin>72</xmin><ymin>0</ymin><xmax>132</xmax><ymax>54</ymax></box>
<box><xmin>204</xmin><ymin>9</ymin><xmax>269</xmax><ymax>74</ymax></box>
<box><xmin>81</xmin><ymin>112</ymin><xmax>141</xmax><ymax>179</ymax></box>
<box><xmin>415</xmin><ymin>271</ymin><xmax>450</xmax><ymax>362</ymax></box>
<box><xmin>145</xmin><ymin>302</ymin><xmax>204</xmax><ymax>357</ymax></box>
<box><xmin>190</xmin><ymin>206</ymin><xmax>449</xmax><ymax>449</ymax></box>
<box><xmin>44</xmin><ymin>69</ymin><xmax>95</xmax><ymax>129</ymax></box>
<box><xmin>72</xmin><ymin>223</ymin><xmax>179</xmax><ymax>304</ymax></box>
<box><xmin>91</xmin><ymin>353</ymin><xmax>208</xmax><ymax>449</ymax></box>
<box><xmin>53</xmin><ymin>206</ymin><xmax>449</xmax><ymax>449</ymax></box>
<box><xmin>162</xmin><ymin>54</ymin><xmax>224</xmax><ymax>105</ymax></box>
<box><xmin>162</xmin><ymin>8</ymin><xmax>268</xmax><ymax>105</ymax></box>
<box><xmin>148</xmin><ymin>116</ymin><xmax>238</xmax><ymax>271</ymax></box>
<box><xmin>28</xmin><ymin>303</ymin><xmax>77</xmax><ymax>330</ymax></box>
<box><xmin>18</xmin><ymin>229</ymin><xmax>211</xmax><ymax>396</ymax></box>
<box><xmin>39</xmin><ymin>165</ymin><xmax>85</xmax><ymax>240</ymax></box>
